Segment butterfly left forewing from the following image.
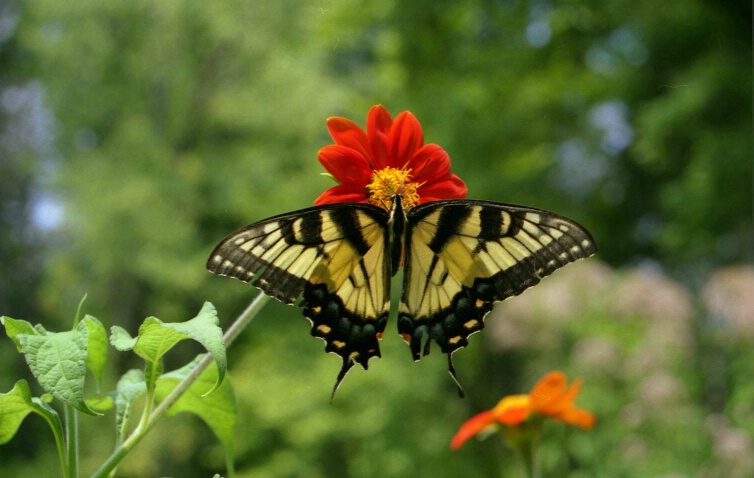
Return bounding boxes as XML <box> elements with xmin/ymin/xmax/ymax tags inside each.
<box><xmin>207</xmin><ymin>203</ymin><xmax>392</xmax><ymax>395</ymax></box>
<box><xmin>398</xmin><ymin>200</ymin><xmax>596</xmax><ymax>371</ymax></box>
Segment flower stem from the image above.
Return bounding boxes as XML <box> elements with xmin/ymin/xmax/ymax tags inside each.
<box><xmin>502</xmin><ymin>421</ymin><xmax>542</xmax><ymax>478</ymax></box>
<box><xmin>89</xmin><ymin>293</ymin><xmax>270</xmax><ymax>478</ymax></box>
<box><xmin>514</xmin><ymin>437</ymin><xmax>539</xmax><ymax>478</ymax></box>
<box><xmin>65</xmin><ymin>404</ymin><xmax>79</xmax><ymax>478</ymax></box>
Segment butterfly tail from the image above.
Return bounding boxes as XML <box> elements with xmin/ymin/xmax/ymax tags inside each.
<box><xmin>330</xmin><ymin>357</ymin><xmax>355</xmax><ymax>403</ymax></box>
<box><xmin>448</xmin><ymin>354</ymin><xmax>465</xmax><ymax>398</ymax></box>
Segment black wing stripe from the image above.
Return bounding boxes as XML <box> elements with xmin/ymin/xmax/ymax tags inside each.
<box><xmin>491</xmin><ymin>247</ymin><xmax>536</xmax><ymax>296</ymax></box>
<box><xmin>331</xmin><ymin>208</ymin><xmax>372</xmax><ymax>255</ymax></box>
<box><xmin>534</xmin><ymin>215</ymin><xmax>594</xmax><ymax>262</ymax></box>
<box><xmin>501</xmin><ymin>209</ymin><xmax>523</xmax><ymax>237</ymax></box>
<box><xmin>510</xmin><ymin>229</ymin><xmax>557</xmax><ymax>278</ymax></box>
<box><xmin>209</xmin><ymin>247</ymin><xmax>311</xmax><ymax>304</ymax></box>
<box><xmin>478</xmin><ymin>206</ymin><xmax>503</xmax><ymax>241</ymax></box>
<box><xmin>290</xmin><ymin>213</ymin><xmax>324</xmax><ymax>244</ymax></box>
<box><xmin>427</xmin><ymin>206</ymin><xmax>471</xmax><ymax>253</ymax></box>
<box><xmin>420</xmin><ymin>254</ymin><xmax>443</xmax><ymax>299</ymax></box>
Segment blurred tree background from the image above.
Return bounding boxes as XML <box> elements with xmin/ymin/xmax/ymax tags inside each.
<box><xmin>1</xmin><ymin>0</ymin><xmax>751</xmax><ymax>477</ymax></box>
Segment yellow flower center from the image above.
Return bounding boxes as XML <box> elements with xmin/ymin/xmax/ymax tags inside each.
<box><xmin>366</xmin><ymin>167</ymin><xmax>422</xmax><ymax>210</ymax></box>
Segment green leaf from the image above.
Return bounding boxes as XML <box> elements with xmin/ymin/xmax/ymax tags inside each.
<box><xmin>0</xmin><ymin>380</ymin><xmax>64</xmax><ymax>446</ymax></box>
<box><xmin>160</xmin><ymin>302</ymin><xmax>226</xmax><ymax>393</ymax></box>
<box><xmin>85</xmin><ymin>393</ymin><xmax>114</xmax><ymax>412</ymax></box>
<box><xmin>1</xmin><ymin>316</ymin><xmax>40</xmax><ymax>351</ymax></box>
<box><xmin>81</xmin><ymin>315</ymin><xmax>108</xmax><ymax>388</ymax></box>
<box><xmin>114</xmin><ymin>369</ymin><xmax>147</xmax><ymax>440</ymax></box>
<box><xmin>0</xmin><ymin>380</ymin><xmax>36</xmax><ymax>444</ymax></box>
<box><xmin>156</xmin><ymin>355</ymin><xmax>236</xmax><ymax>454</ymax></box>
<box><xmin>132</xmin><ymin>317</ymin><xmax>184</xmax><ymax>361</ymax></box>
<box><xmin>18</xmin><ymin>322</ymin><xmax>100</xmax><ymax>416</ymax></box>
<box><xmin>320</xmin><ymin>172</ymin><xmax>339</xmax><ymax>183</ymax></box>
<box><xmin>109</xmin><ymin>325</ymin><xmax>138</xmax><ymax>351</ymax></box>
<box><xmin>113</xmin><ymin>302</ymin><xmax>226</xmax><ymax>394</ymax></box>
<box><xmin>3</xmin><ymin>316</ymin><xmax>105</xmax><ymax>415</ymax></box>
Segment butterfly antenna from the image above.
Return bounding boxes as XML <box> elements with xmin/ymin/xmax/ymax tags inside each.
<box><xmin>448</xmin><ymin>354</ymin><xmax>465</xmax><ymax>399</ymax></box>
<box><xmin>368</xmin><ymin>164</ymin><xmax>391</xmax><ymax>189</ymax></box>
<box><xmin>330</xmin><ymin>357</ymin><xmax>355</xmax><ymax>403</ymax></box>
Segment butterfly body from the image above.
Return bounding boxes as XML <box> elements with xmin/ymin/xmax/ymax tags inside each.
<box><xmin>207</xmin><ymin>195</ymin><xmax>596</xmax><ymax>396</ymax></box>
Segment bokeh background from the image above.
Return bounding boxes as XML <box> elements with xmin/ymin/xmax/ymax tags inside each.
<box><xmin>1</xmin><ymin>1</ymin><xmax>751</xmax><ymax>477</ymax></box>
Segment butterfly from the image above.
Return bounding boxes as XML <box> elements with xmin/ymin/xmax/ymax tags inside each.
<box><xmin>207</xmin><ymin>195</ymin><xmax>596</xmax><ymax>398</ymax></box>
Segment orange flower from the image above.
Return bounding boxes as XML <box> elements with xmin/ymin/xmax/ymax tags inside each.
<box><xmin>451</xmin><ymin>371</ymin><xmax>595</xmax><ymax>450</ymax></box>
<box><xmin>315</xmin><ymin>105</ymin><xmax>467</xmax><ymax>210</ymax></box>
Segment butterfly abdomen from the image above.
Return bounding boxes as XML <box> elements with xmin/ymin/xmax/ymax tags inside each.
<box><xmin>387</xmin><ymin>194</ymin><xmax>406</xmax><ymax>275</ymax></box>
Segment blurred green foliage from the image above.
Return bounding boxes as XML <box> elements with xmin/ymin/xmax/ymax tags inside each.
<box><xmin>0</xmin><ymin>0</ymin><xmax>751</xmax><ymax>477</ymax></box>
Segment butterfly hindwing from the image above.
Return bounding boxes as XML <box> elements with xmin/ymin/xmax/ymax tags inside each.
<box><xmin>398</xmin><ymin>200</ymin><xmax>597</xmax><ymax>365</ymax></box>
<box><xmin>207</xmin><ymin>203</ymin><xmax>392</xmax><ymax>392</ymax></box>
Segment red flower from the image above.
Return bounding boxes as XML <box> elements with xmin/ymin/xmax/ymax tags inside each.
<box><xmin>451</xmin><ymin>371</ymin><xmax>596</xmax><ymax>451</ymax></box>
<box><xmin>314</xmin><ymin>105</ymin><xmax>467</xmax><ymax>209</ymax></box>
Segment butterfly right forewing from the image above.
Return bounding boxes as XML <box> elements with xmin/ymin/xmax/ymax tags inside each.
<box><xmin>397</xmin><ymin>200</ymin><xmax>597</xmax><ymax>383</ymax></box>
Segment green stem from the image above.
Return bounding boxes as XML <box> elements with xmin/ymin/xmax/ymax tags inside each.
<box><xmin>222</xmin><ymin>293</ymin><xmax>271</xmax><ymax>347</ymax></box>
<box><xmin>503</xmin><ymin>421</ymin><xmax>542</xmax><ymax>478</ymax></box>
<box><xmin>48</xmin><ymin>409</ymin><xmax>68</xmax><ymax>477</ymax></box>
<box><xmin>65</xmin><ymin>404</ymin><xmax>79</xmax><ymax>478</ymax></box>
<box><xmin>131</xmin><ymin>377</ymin><xmax>156</xmax><ymax>439</ymax></box>
<box><xmin>515</xmin><ymin>437</ymin><xmax>539</xmax><ymax>478</ymax></box>
<box><xmin>89</xmin><ymin>293</ymin><xmax>270</xmax><ymax>478</ymax></box>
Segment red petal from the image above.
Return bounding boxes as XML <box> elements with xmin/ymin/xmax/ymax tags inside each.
<box><xmin>560</xmin><ymin>407</ymin><xmax>597</xmax><ymax>429</ymax></box>
<box><xmin>367</xmin><ymin>105</ymin><xmax>393</xmax><ymax>170</ymax></box>
<box><xmin>317</xmin><ymin>145</ymin><xmax>372</xmax><ymax>185</ymax></box>
<box><xmin>497</xmin><ymin>406</ymin><xmax>531</xmax><ymax>425</ymax></box>
<box><xmin>418</xmin><ymin>175</ymin><xmax>468</xmax><ymax>202</ymax></box>
<box><xmin>314</xmin><ymin>184</ymin><xmax>368</xmax><ymax>205</ymax></box>
<box><xmin>409</xmin><ymin>144</ymin><xmax>451</xmax><ymax>180</ymax></box>
<box><xmin>450</xmin><ymin>410</ymin><xmax>496</xmax><ymax>451</ymax></box>
<box><xmin>388</xmin><ymin>111</ymin><xmax>424</xmax><ymax>168</ymax></box>
<box><xmin>530</xmin><ymin>371</ymin><xmax>568</xmax><ymax>413</ymax></box>
<box><xmin>367</xmin><ymin>105</ymin><xmax>393</xmax><ymax>133</ymax></box>
<box><xmin>326</xmin><ymin>116</ymin><xmax>371</xmax><ymax>164</ymax></box>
